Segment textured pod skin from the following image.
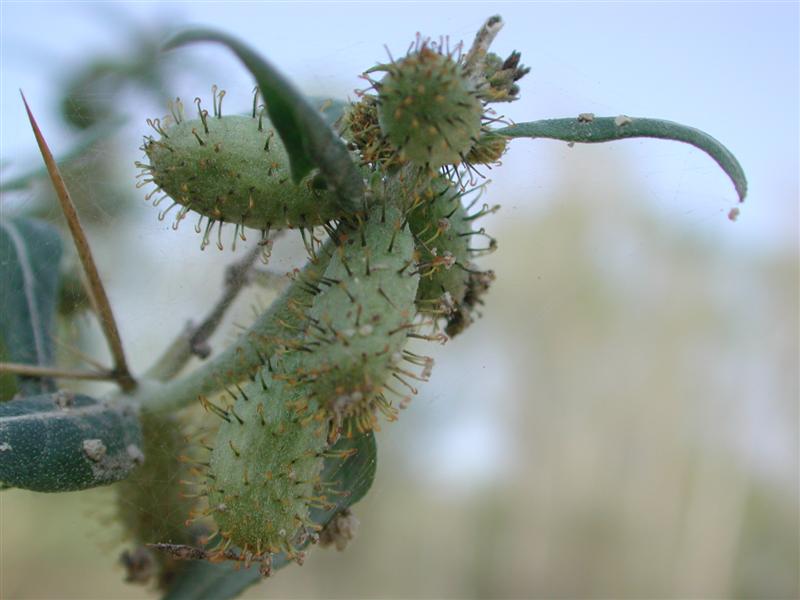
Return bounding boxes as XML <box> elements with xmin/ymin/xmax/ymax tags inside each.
<box><xmin>407</xmin><ymin>180</ymin><xmax>471</xmax><ymax>315</ymax></box>
<box><xmin>205</xmin><ymin>201</ymin><xmax>418</xmax><ymax>559</ymax></box>
<box><xmin>143</xmin><ymin>114</ymin><xmax>344</xmax><ymax>231</ymax></box>
<box><xmin>207</xmin><ymin>374</ymin><xmax>327</xmax><ymax>559</ymax></box>
<box><xmin>279</xmin><ymin>201</ymin><xmax>420</xmax><ymax>431</ymax></box>
<box><xmin>377</xmin><ymin>47</ymin><xmax>482</xmax><ymax>169</ymax></box>
<box><xmin>403</xmin><ymin>177</ymin><xmax>496</xmax><ymax>337</ymax></box>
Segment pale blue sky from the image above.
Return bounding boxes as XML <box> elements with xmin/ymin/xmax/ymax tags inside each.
<box><xmin>1</xmin><ymin>1</ymin><xmax>798</xmax><ymax>254</ymax></box>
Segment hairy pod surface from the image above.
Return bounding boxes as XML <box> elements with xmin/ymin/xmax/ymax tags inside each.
<box><xmin>407</xmin><ymin>180</ymin><xmax>471</xmax><ymax>315</ymax></box>
<box><xmin>377</xmin><ymin>46</ymin><xmax>482</xmax><ymax>169</ymax></box>
<box><xmin>140</xmin><ymin>103</ymin><xmax>345</xmax><ymax>242</ymax></box>
<box><xmin>206</xmin><ymin>374</ymin><xmax>327</xmax><ymax>560</ymax></box>
<box><xmin>279</xmin><ymin>201</ymin><xmax>421</xmax><ymax>432</ymax></box>
<box><xmin>405</xmin><ymin>177</ymin><xmax>496</xmax><ymax>337</ymax></box>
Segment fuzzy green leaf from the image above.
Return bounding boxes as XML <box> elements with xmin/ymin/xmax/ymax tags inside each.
<box><xmin>0</xmin><ymin>392</ymin><xmax>143</xmax><ymax>492</ymax></box>
<box><xmin>161</xmin><ymin>430</ymin><xmax>377</xmax><ymax>600</ymax></box>
<box><xmin>0</xmin><ymin>218</ymin><xmax>63</xmax><ymax>396</ymax></box>
<box><xmin>497</xmin><ymin>117</ymin><xmax>747</xmax><ymax>202</ymax></box>
<box><xmin>164</xmin><ymin>30</ymin><xmax>364</xmax><ymax>210</ymax></box>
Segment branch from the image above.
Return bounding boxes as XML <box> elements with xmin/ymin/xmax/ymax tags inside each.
<box><xmin>147</xmin><ymin>543</ymin><xmax>242</xmax><ymax>563</ymax></box>
<box><xmin>0</xmin><ymin>362</ymin><xmax>115</xmax><ymax>382</ymax></box>
<box><xmin>20</xmin><ymin>92</ymin><xmax>136</xmax><ymax>392</ymax></box>
<box><xmin>147</xmin><ymin>543</ymin><xmax>274</xmax><ymax>577</ymax></box>
<box><xmin>145</xmin><ymin>243</ymin><xmax>262</xmax><ymax>382</ymax></box>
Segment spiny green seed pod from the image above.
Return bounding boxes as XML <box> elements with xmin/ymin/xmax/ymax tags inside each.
<box><xmin>407</xmin><ymin>181</ymin><xmax>471</xmax><ymax>315</ymax></box>
<box><xmin>376</xmin><ymin>44</ymin><xmax>482</xmax><ymax>169</ymax></box>
<box><xmin>204</xmin><ymin>375</ymin><xmax>328</xmax><ymax>562</ymax></box>
<box><xmin>275</xmin><ymin>200</ymin><xmax>423</xmax><ymax>433</ymax></box>
<box><xmin>138</xmin><ymin>91</ymin><xmax>346</xmax><ymax>249</ymax></box>
<box><xmin>406</xmin><ymin>178</ymin><xmax>497</xmax><ymax>337</ymax></box>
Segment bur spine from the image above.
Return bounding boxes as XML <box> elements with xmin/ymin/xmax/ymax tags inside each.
<box><xmin>206</xmin><ymin>375</ymin><xmax>327</xmax><ymax>561</ymax></box>
<box><xmin>278</xmin><ymin>200</ymin><xmax>422</xmax><ymax>432</ymax></box>
<box><xmin>139</xmin><ymin>92</ymin><xmax>346</xmax><ymax>247</ymax></box>
<box><xmin>376</xmin><ymin>44</ymin><xmax>483</xmax><ymax>169</ymax></box>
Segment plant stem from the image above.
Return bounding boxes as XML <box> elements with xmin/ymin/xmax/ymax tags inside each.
<box><xmin>20</xmin><ymin>92</ymin><xmax>137</xmax><ymax>392</ymax></box>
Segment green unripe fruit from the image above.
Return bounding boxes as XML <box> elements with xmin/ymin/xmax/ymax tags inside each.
<box><xmin>377</xmin><ymin>46</ymin><xmax>482</xmax><ymax>169</ymax></box>
<box><xmin>207</xmin><ymin>375</ymin><xmax>327</xmax><ymax>560</ymax></box>
<box><xmin>140</xmin><ymin>98</ymin><xmax>345</xmax><ymax>242</ymax></box>
<box><xmin>405</xmin><ymin>177</ymin><xmax>497</xmax><ymax>337</ymax></box>
<box><xmin>204</xmin><ymin>201</ymin><xmax>418</xmax><ymax>556</ymax></box>
<box><xmin>278</xmin><ymin>200</ymin><xmax>421</xmax><ymax>432</ymax></box>
<box><xmin>407</xmin><ymin>180</ymin><xmax>471</xmax><ymax>315</ymax></box>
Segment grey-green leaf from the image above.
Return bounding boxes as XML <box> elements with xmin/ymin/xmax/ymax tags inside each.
<box><xmin>162</xmin><ymin>430</ymin><xmax>377</xmax><ymax>600</ymax></box>
<box><xmin>0</xmin><ymin>392</ymin><xmax>143</xmax><ymax>492</ymax></box>
<box><xmin>310</xmin><ymin>427</ymin><xmax>378</xmax><ymax>520</ymax></box>
<box><xmin>160</xmin><ymin>560</ymin><xmax>257</xmax><ymax>600</ymax></box>
<box><xmin>496</xmin><ymin>117</ymin><xmax>747</xmax><ymax>202</ymax></box>
<box><xmin>0</xmin><ymin>218</ymin><xmax>63</xmax><ymax>396</ymax></box>
<box><xmin>164</xmin><ymin>30</ymin><xmax>364</xmax><ymax>210</ymax></box>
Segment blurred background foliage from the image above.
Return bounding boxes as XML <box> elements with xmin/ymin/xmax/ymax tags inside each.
<box><xmin>0</xmin><ymin>3</ymin><xmax>797</xmax><ymax>599</ymax></box>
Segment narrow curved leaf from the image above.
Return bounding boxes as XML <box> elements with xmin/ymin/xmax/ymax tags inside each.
<box><xmin>0</xmin><ymin>392</ymin><xmax>143</xmax><ymax>492</ymax></box>
<box><xmin>496</xmin><ymin>117</ymin><xmax>747</xmax><ymax>202</ymax></box>
<box><xmin>164</xmin><ymin>30</ymin><xmax>364</xmax><ymax>210</ymax></box>
<box><xmin>162</xmin><ymin>430</ymin><xmax>377</xmax><ymax>600</ymax></box>
<box><xmin>0</xmin><ymin>218</ymin><xmax>63</xmax><ymax>396</ymax></box>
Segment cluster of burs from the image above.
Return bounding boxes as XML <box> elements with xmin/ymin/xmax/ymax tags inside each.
<box><xmin>132</xmin><ymin>27</ymin><xmax>527</xmax><ymax>580</ymax></box>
